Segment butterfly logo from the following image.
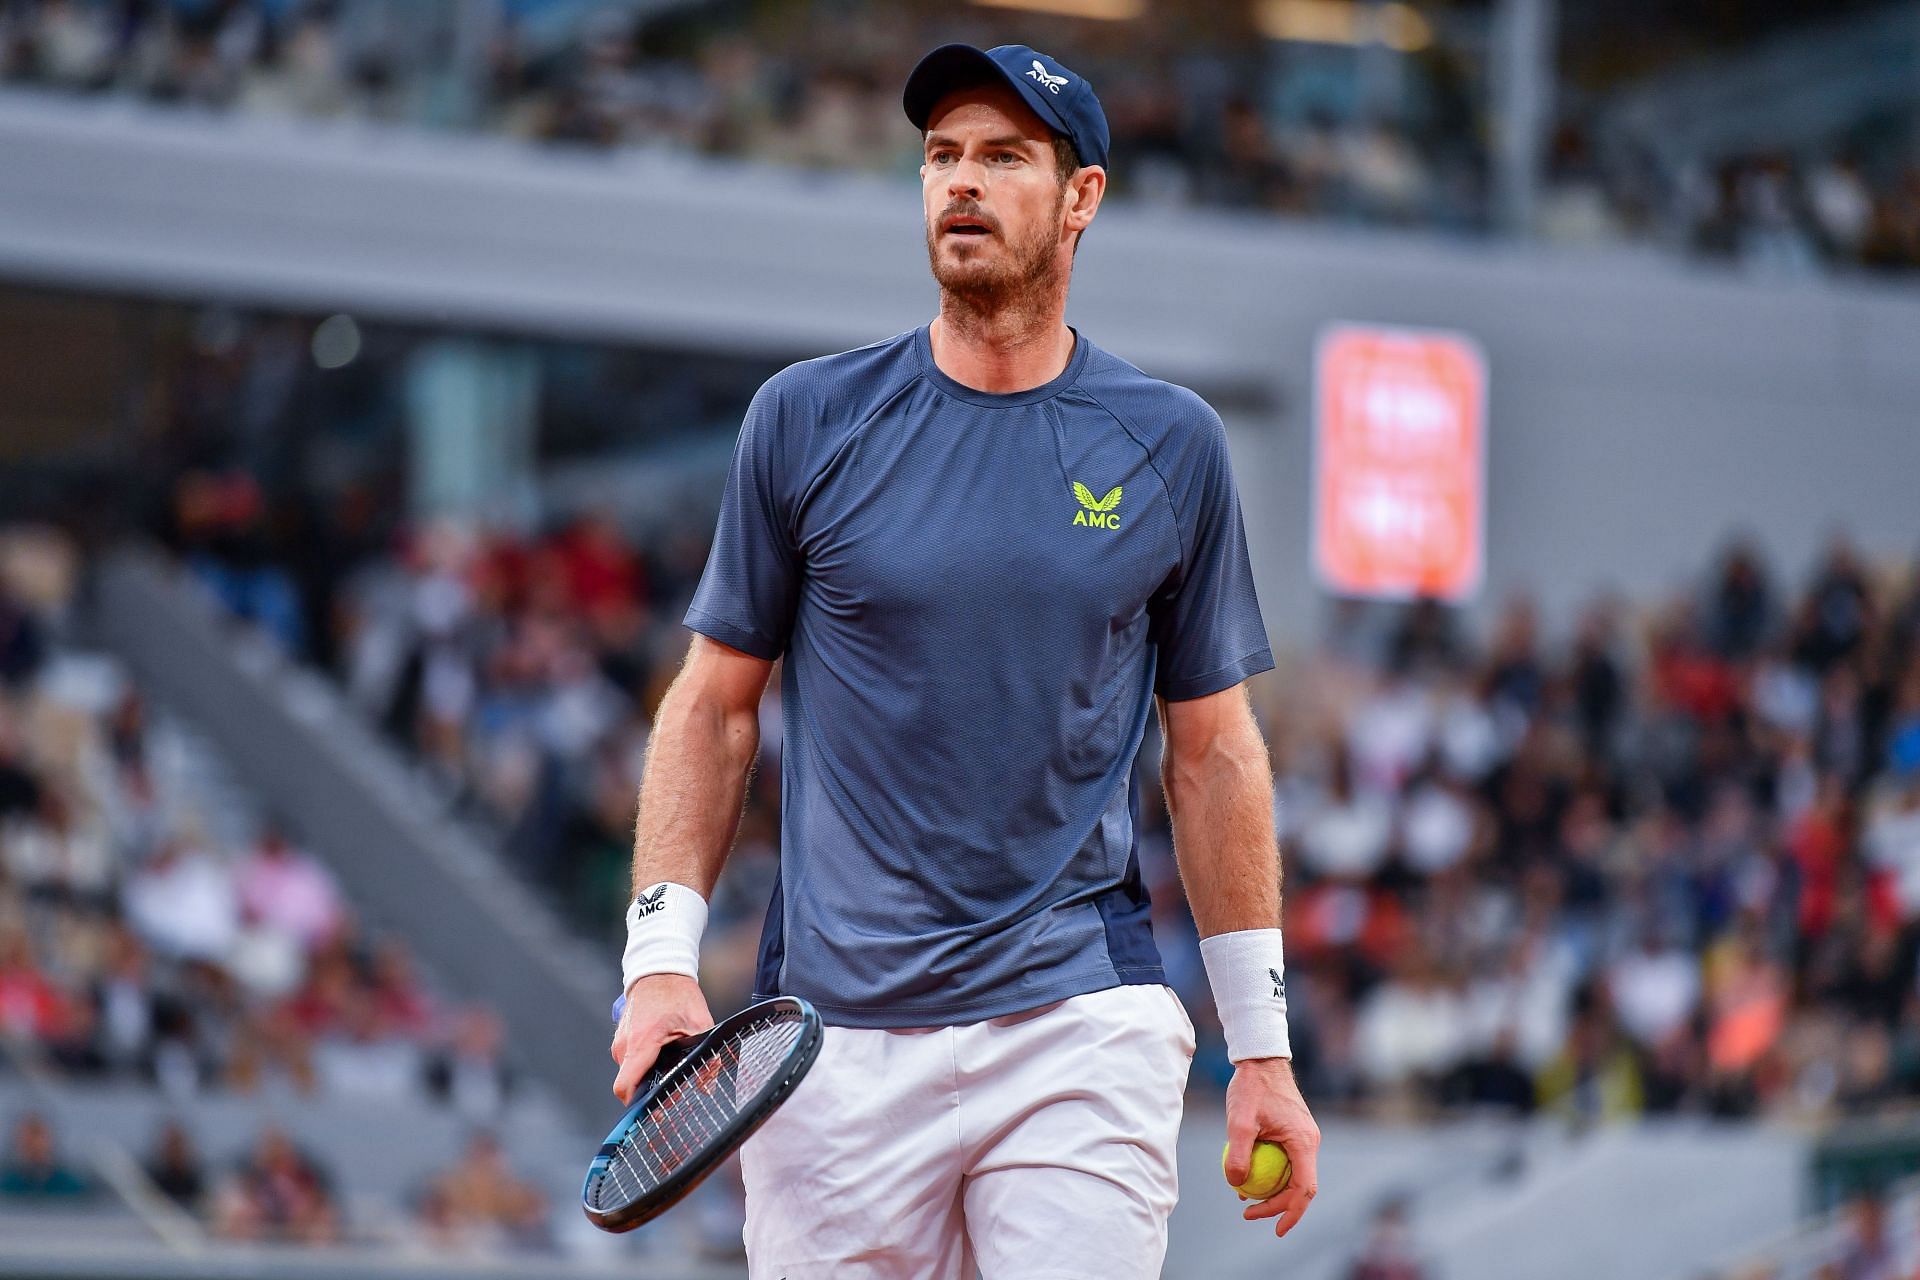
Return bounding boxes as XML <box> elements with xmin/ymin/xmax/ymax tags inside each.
<box><xmin>1071</xmin><ymin>481</ymin><xmax>1123</xmax><ymax>529</ymax></box>
<box><xmin>633</xmin><ymin>884</ymin><xmax>670</xmax><ymax>917</ymax></box>
<box><xmin>1026</xmin><ymin>60</ymin><xmax>1070</xmax><ymax>94</ymax></box>
<box><xmin>1270</xmin><ymin>968</ymin><xmax>1287</xmax><ymax>1000</ymax></box>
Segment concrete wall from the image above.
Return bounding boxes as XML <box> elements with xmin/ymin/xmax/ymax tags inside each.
<box><xmin>1233</xmin><ymin>265</ymin><xmax>1920</xmax><ymax>641</ymax></box>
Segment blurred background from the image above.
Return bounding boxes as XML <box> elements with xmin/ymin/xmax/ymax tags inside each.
<box><xmin>0</xmin><ymin>0</ymin><xmax>1917</xmax><ymax>1277</ymax></box>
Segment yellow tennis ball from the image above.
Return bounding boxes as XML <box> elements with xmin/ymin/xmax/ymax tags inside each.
<box><xmin>1222</xmin><ymin>1139</ymin><xmax>1290</xmax><ymax>1200</ymax></box>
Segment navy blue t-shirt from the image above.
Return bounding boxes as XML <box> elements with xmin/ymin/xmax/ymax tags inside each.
<box><xmin>686</xmin><ymin>324</ymin><xmax>1272</xmax><ymax>1028</ymax></box>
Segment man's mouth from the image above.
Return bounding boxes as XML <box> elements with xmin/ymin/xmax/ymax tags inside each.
<box><xmin>942</xmin><ymin>216</ymin><xmax>993</xmax><ymax>237</ymax></box>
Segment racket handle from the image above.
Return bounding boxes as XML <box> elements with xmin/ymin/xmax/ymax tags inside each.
<box><xmin>611</xmin><ymin>992</ymin><xmax>699</xmax><ymax>1090</ymax></box>
<box><xmin>633</xmin><ymin>1035</ymin><xmax>696</xmax><ymax>1098</ymax></box>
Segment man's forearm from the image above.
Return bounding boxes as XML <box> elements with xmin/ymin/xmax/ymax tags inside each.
<box><xmin>1162</xmin><ymin>716</ymin><xmax>1281</xmax><ymax>937</ymax></box>
<box><xmin>630</xmin><ymin>678</ymin><xmax>761</xmax><ymax>898</ymax></box>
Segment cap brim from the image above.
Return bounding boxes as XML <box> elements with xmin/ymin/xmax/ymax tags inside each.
<box><xmin>902</xmin><ymin>43</ymin><xmax>1073</xmax><ymax>144</ymax></box>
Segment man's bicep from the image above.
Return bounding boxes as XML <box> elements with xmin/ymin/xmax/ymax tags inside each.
<box><xmin>1149</xmin><ymin>409</ymin><xmax>1273</xmax><ymax>699</ymax></box>
<box><xmin>1159</xmin><ymin>681</ymin><xmax>1260</xmax><ymax>768</ymax></box>
<box><xmin>678</xmin><ymin>634</ymin><xmax>777</xmax><ymax>718</ymax></box>
<box><xmin>684</xmin><ymin>379</ymin><xmax>803</xmax><ymax>656</ymax></box>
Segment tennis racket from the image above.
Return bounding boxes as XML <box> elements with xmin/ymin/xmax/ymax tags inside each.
<box><xmin>582</xmin><ymin>994</ymin><xmax>823</xmax><ymax>1233</ymax></box>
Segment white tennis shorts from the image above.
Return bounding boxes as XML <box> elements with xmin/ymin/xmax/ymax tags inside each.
<box><xmin>739</xmin><ymin>982</ymin><xmax>1196</xmax><ymax>1279</ymax></box>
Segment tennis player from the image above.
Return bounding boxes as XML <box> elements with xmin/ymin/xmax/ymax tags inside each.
<box><xmin>611</xmin><ymin>42</ymin><xmax>1320</xmax><ymax>1277</ymax></box>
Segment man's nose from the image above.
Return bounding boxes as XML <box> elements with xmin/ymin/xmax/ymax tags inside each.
<box><xmin>945</xmin><ymin>157</ymin><xmax>986</xmax><ymax>198</ymax></box>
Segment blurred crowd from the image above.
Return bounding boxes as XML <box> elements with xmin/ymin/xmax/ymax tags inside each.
<box><xmin>1264</xmin><ymin>538</ymin><xmax>1920</xmax><ymax>1126</ymax></box>
<box><xmin>1682</xmin><ymin>149</ymin><xmax>1920</xmax><ymax>277</ymax></box>
<box><xmin>163</xmin><ymin>441</ymin><xmax>1920</xmax><ymax>1129</ymax></box>
<box><xmin>1540</xmin><ymin>122</ymin><xmax>1920</xmax><ymax>276</ymax></box>
<box><xmin>158</xmin><ymin>468</ymin><xmax>714</xmax><ymax>931</ymax></box>
<box><xmin>0</xmin><ymin>0</ymin><xmax>1484</xmax><ymax>226</ymax></box>
<box><xmin>0</xmin><ymin>525</ymin><xmax>551</xmax><ymax>1248</ymax></box>
<box><xmin>0</xmin><ymin>1111</ymin><xmax>90</xmax><ymax>1197</ymax></box>
<box><xmin>1727</xmin><ymin>1186</ymin><xmax>1920</xmax><ymax>1280</ymax></box>
<box><xmin>3</xmin><ymin>0</ymin><xmax>1918</xmax><ymax>273</ymax></box>
<box><xmin>1810</xmin><ymin>1191</ymin><xmax>1911</xmax><ymax>1280</ymax></box>
<box><xmin>0</xmin><ymin>1108</ymin><xmax>555</xmax><ymax>1251</ymax></box>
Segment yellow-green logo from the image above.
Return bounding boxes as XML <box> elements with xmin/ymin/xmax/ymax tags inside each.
<box><xmin>1072</xmin><ymin>481</ymin><xmax>1123</xmax><ymax>529</ymax></box>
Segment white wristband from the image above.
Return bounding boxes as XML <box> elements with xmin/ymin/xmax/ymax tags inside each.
<box><xmin>620</xmin><ymin>882</ymin><xmax>709</xmax><ymax>993</ymax></box>
<box><xmin>1199</xmin><ymin>928</ymin><xmax>1292</xmax><ymax>1062</ymax></box>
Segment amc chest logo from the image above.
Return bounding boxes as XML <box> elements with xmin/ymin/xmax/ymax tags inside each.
<box><xmin>1071</xmin><ymin>481</ymin><xmax>1123</xmax><ymax>530</ymax></box>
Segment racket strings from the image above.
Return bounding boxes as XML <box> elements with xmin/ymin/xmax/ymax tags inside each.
<box><xmin>590</xmin><ymin>1012</ymin><xmax>806</xmax><ymax>1211</ymax></box>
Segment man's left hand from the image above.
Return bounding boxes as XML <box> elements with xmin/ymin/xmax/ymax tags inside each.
<box><xmin>1224</xmin><ymin>1056</ymin><xmax>1321</xmax><ymax>1238</ymax></box>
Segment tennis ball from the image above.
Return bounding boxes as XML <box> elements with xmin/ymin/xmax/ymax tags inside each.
<box><xmin>1222</xmin><ymin>1139</ymin><xmax>1290</xmax><ymax>1200</ymax></box>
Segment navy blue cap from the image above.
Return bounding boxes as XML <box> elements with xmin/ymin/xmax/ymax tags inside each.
<box><xmin>903</xmin><ymin>43</ymin><xmax>1110</xmax><ymax>170</ymax></box>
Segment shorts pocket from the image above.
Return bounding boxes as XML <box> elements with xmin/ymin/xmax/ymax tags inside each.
<box><xmin>1161</xmin><ymin>985</ymin><xmax>1197</xmax><ymax>1058</ymax></box>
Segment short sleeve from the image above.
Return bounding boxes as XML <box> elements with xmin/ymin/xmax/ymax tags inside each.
<box><xmin>683</xmin><ymin>381</ymin><xmax>802</xmax><ymax>660</ymax></box>
<box><xmin>1148</xmin><ymin>408</ymin><xmax>1275</xmax><ymax>700</ymax></box>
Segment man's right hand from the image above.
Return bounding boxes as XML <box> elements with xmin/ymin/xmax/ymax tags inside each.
<box><xmin>610</xmin><ymin>973</ymin><xmax>715</xmax><ymax>1104</ymax></box>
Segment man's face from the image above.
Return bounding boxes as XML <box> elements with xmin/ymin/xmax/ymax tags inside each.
<box><xmin>921</xmin><ymin>82</ymin><xmax>1072</xmax><ymax>306</ymax></box>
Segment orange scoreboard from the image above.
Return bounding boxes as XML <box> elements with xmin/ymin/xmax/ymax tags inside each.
<box><xmin>1312</xmin><ymin>323</ymin><xmax>1487</xmax><ymax>602</ymax></box>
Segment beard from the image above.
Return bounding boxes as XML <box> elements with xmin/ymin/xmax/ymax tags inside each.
<box><xmin>924</xmin><ymin>190</ymin><xmax>1066</xmax><ymax>314</ymax></box>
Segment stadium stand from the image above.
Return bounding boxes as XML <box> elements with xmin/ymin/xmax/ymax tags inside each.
<box><xmin>153</xmin><ymin>439</ymin><xmax>1920</xmax><ymax>1133</ymax></box>
<box><xmin>4</xmin><ymin>6</ymin><xmax>1920</xmax><ymax>1276</ymax></box>
<box><xmin>2</xmin><ymin>0</ymin><xmax>1916</xmax><ymax>273</ymax></box>
<box><xmin>126</xmin><ymin>454</ymin><xmax>1920</xmax><ymax>1278</ymax></box>
<box><xmin>0</xmin><ymin>524</ymin><xmax>681</xmax><ymax>1268</ymax></box>
<box><xmin>1</xmin><ymin>535</ymin><xmax>480</xmax><ymax>1121</ymax></box>
<box><xmin>6</xmin><ymin>526</ymin><xmax>1847</xmax><ymax>1280</ymax></box>
<box><xmin>1711</xmin><ymin>1174</ymin><xmax>1920</xmax><ymax>1280</ymax></box>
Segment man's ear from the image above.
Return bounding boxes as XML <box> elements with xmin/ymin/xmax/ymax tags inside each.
<box><xmin>1066</xmin><ymin>165</ymin><xmax>1107</xmax><ymax>233</ymax></box>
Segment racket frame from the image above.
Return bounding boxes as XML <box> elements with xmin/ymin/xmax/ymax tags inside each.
<box><xmin>582</xmin><ymin>995</ymin><xmax>823</xmax><ymax>1233</ymax></box>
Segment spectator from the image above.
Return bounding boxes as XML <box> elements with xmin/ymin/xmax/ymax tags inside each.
<box><xmin>1705</xmin><ymin>541</ymin><xmax>1777</xmax><ymax>660</ymax></box>
<box><xmin>412</xmin><ymin>1179</ymin><xmax>465</xmax><ymax>1254</ymax></box>
<box><xmin>1347</xmin><ymin>1196</ymin><xmax>1431</xmax><ymax>1280</ymax></box>
<box><xmin>1607</xmin><ymin>924</ymin><xmax>1702</xmax><ymax>1050</ymax></box>
<box><xmin>365</xmin><ymin>937</ymin><xmax>433</xmax><ymax>1039</ymax></box>
<box><xmin>174</xmin><ymin>469</ymin><xmax>307</xmax><ymax>654</ymax></box>
<box><xmin>552</xmin><ymin>511</ymin><xmax>647</xmax><ymax>622</ymax></box>
<box><xmin>1536</xmin><ymin>991</ymin><xmax>1645</xmax><ymax>1127</ymax></box>
<box><xmin>1865</xmin><ymin>776</ymin><xmax>1920</xmax><ymax>921</ymax></box>
<box><xmin>210</xmin><ymin>1127</ymin><xmax>341</xmax><ymax>1245</ymax></box>
<box><xmin>43</xmin><ymin>992</ymin><xmax>108</xmax><ymax>1076</ymax></box>
<box><xmin>1353</xmin><ymin>943</ymin><xmax>1469</xmax><ymax>1097</ymax></box>
<box><xmin>1299</xmin><ymin>747</ymin><xmax>1394</xmax><ymax>880</ymax></box>
<box><xmin>143</xmin><ymin>1121</ymin><xmax>206</xmax><ymax>1214</ymax></box>
<box><xmin>92</xmin><ymin>925</ymin><xmax>156</xmax><ymax>1073</ymax></box>
<box><xmin>124</xmin><ymin>836</ymin><xmax>241</xmax><ymax>964</ymax></box>
<box><xmin>306</xmin><ymin>939</ymin><xmax>431</xmax><ymax>1102</ymax></box>
<box><xmin>1833</xmin><ymin>1194</ymin><xmax>1895</xmax><ymax>1280</ymax></box>
<box><xmin>3</xmin><ymin>785</ymin><xmax>115</xmax><ymax>906</ymax></box>
<box><xmin>418</xmin><ymin>1131</ymin><xmax>551</xmax><ymax>1253</ymax></box>
<box><xmin>424</xmin><ymin>1006</ymin><xmax>514</xmax><ymax>1122</ymax></box>
<box><xmin>0</xmin><ymin>586</ymin><xmax>47</xmax><ymax>688</ymax></box>
<box><xmin>0</xmin><ymin>1112</ymin><xmax>91</xmax><ymax>1198</ymax></box>
<box><xmin>1807</xmin><ymin>154</ymin><xmax>1875</xmax><ymax>261</ymax></box>
<box><xmin>276</xmin><ymin>941</ymin><xmax>358</xmax><ymax>1043</ymax></box>
<box><xmin>1398</xmin><ymin>772</ymin><xmax>1476</xmax><ymax>877</ymax></box>
<box><xmin>0</xmin><ymin>710</ymin><xmax>42</xmax><ymax>820</ymax></box>
<box><xmin>234</xmin><ymin>826</ymin><xmax>346</xmax><ymax>952</ymax></box>
<box><xmin>0</xmin><ymin>926</ymin><xmax>67</xmax><ymax>1042</ymax></box>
